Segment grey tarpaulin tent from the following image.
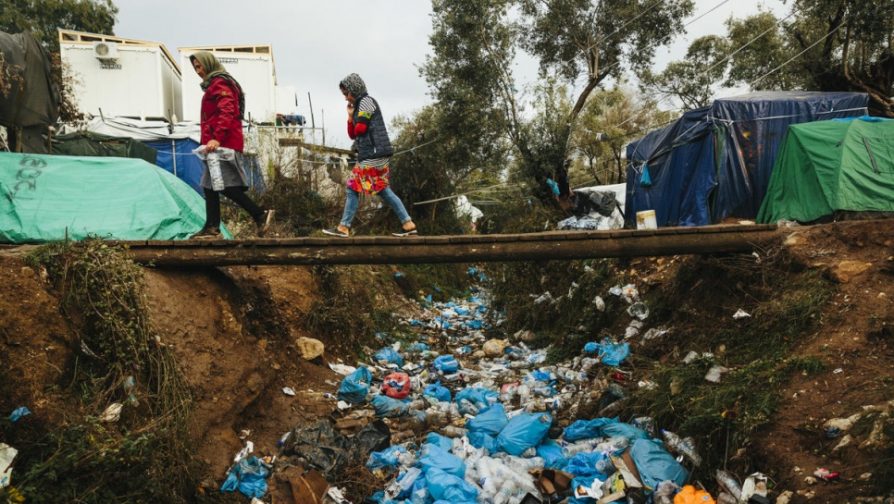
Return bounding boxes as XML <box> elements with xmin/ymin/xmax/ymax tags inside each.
<box><xmin>0</xmin><ymin>30</ymin><xmax>60</xmax><ymax>153</ymax></box>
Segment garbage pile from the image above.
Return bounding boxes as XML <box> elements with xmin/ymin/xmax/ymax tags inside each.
<box><xmin>323</xmin><ymin>279</ymin><xmax>693</xmax><ymax>504</ymax></box>
<box><xmin>227</xmin><ymin>272</ymin><xmax>774</xmax><ymax>503</ymax></box>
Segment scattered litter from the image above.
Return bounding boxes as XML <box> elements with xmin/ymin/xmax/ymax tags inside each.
<box><xmin>326</xmin><ymin>486</ymin><xmax>352</xmax><ymax>503</ymax></box>
<box><xmin>824</xmin><ymin>413</ymin><xmax>861</xmax><ymax>431</ymax></box>
<box><xmin>374</xmin><ymin>347</ymin><xmax>404</xmax><ymax>367</ymax></box>
<box><xmin>0</xmin><ymin>443</ymin><xmax>17</xmax><ymax>489</ymax></box>
<box><xmin>704</xmin><ymin>365</ymin><xmax>730</xmax><ymax>383</ymax></box>
<box><xmin>614</xmin><ymin>284</ymin><xmax>639</xmax><ymax>303</ymax></box>
<box><xmin>833</xmin><ymin>367</ymin><xmax>843</xmax><ymax>374</ymax></box>
<box><xmin>661</xmin><ymin>429</ymin><xmax>702</xmax><ymax>466</ymax></box>
<box><xmin>813</xmin><ymin>467</ymin><xmax>840</xmax><ymax>481</ymax></box>
<box><xmin>673</xmin><ymin>485</ymin><xmax>715</xmax><ymax>504</ymax></box>
<box><xmin>732</xmin><ymin>309</ymin><xmax>751</xmax><ymax>320</ymax></box>
<box><xmin>382</xmin><ymin>372</ymin><xmax>411</xmax><ymax>399</ymax></box>
<box><xmin>740</xmin><ymin>472</ymin><xmax>768</xmax><ymax>501</ymax></box>
<box><xmin>282</xmin><ymin>387</ymin><xmax>296</xmax><ymax>396</ymax></box>
<box><xmin>624</xmin><ymin>320</ymin><xmax>644</xmax><ymax>339</ymax></box>
<box><xmin>627</xmin><ymin>301</ymin><xmax>649</xmax><ymax>320</ymax></box>
<box><xmin>220</xmin><ymin>272</ymin><xmax>788</xmax><ymax>504</ymax></box>
<box><xmin>8</xmin><ymin>407</ymin><xmax>31</xmax><ymax>423</ymax></box>
<box><xmin>532</xmin><ymin>291</ymin><xmax>555</xmax><ymax>305</ymax></box>
<box><xmin>99</xmin><ymin>402</ymin><xmax>123</xmax><ymax>422</ymax></box>
<box><xmin>220</xmin><ymin>456</ymin><xmax>270</xmax><ymax>499</ymax></box>
<box><xmin>641</xmin><ymin>327</ymin><xmax>668</xmax><ymax>342</ymax></box>
<box><xmin>328</xmin><ymin>363</ymin><xmax>357</xmax><ymax>376</ymax></box>
<box><xmin>234</xmin><ymin>441</ymin><xmax>254</xmax><ymax>463</ymax></box>
<box><xmin>337</xmin><ymin>367</ymin><xmax>372</xmax><ymax>404</ymax></box>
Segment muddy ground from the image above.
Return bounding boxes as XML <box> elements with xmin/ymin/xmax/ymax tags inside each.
<box><xmin>1</xmin><ymin>219</ymin><xmax>892</xmax><ymax>503</ymax></box>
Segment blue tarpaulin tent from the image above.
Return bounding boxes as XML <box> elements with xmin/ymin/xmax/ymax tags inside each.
<box><xmin>625</xmin><ymin>91</ymin><xmax>869</xmax><ymax>227</ymax></box>
<box><xmin>144</xmin><ymin>138</ymin><xmax>205</xmax><ymax>193</ymax></box>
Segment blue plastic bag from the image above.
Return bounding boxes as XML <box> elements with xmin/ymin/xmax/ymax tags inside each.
<box><xmin>496</xmin><ymin>412</ymin><xmax>552</xmax><ymax>456</ymax></box>
<box><xmin>419</xmin><ymin>444</ymin><xmax>465</xmax><ymax>478</ymax></box>
<box><xmin>467</xmin><ymin>403</ymin><xmax>508</xmax><ymax>436</ymax></box>
<box><xmin>220</xmin><ymin>456</ymin><xmax>269</xmax><ymax>498</ymax></box>
<box><xmin>425</xmin><ymin>467</ymin><xmax>479</xmax><ymax>501</ymax></box>
<box><xmin>433</xmin><ymin>355</ymin><xmax>460</xmax><ymax>374</ymax></box>
<box><xmin>409</xmin><ymin>342</ymin><xmax>430</xmax><ymax>353</ymax></box>
<box><xmin>630</xmin><ymin>438</ymin><xmax>688</xmax><ymax>489</ymax></box>
<box><xmin>410</xmin><ymin>475</ymin><xmax>430</xmax><ymax>504</ymax></box>
<box><xmin>529</xmin><ymin>369</ymin><xmax>555</xmax><ymax>383</ymax></box>
<box><xmin>536</xmin><ymin>440</ymin><xmax>568</xmax><ymax>469</ymax></box>
<box><xmin>565</xmin><ymin>451</ymin><xmax>612</xmax><ymax>478</ymax></box>
<box><xmin>563</xmin><ymin>417</ymin><xmax>648</xmax><ymax>443</ymax></box>
<box><xmin>464</xmin><ymin>319</ymin><xmax>484</xmax><ymax>330</ymax></box>
<box><xmin>9</xmin><ymin>406</ymin><xmax>31</xmax><ymax>423</ymax></box>
<box><xmin>366</xmin><ymin>445</ymin><xmax>408</xmax><ymax>470</ymax></box>
<box><xmin>372</xmin><ymin>395</ymin><xmax>410</xmax><ymax>417</ymax></box>
<box><xmin>375</xmin><ymin>347</ymin><xmax>405</xmax><ymax>367</ymax></box>
<box><xmin>337</xmin><ymin>366</ymin><xmax>372</xmax><ymax>404</ymax></box>
<box><xmin>598</xmin><ymin>339</ymin><xmax>630</xmax><ymax>366</ymax></box>
<box><xmin>423</xmin><ymin>382</ymin><xmax>452</xmax><ymax>402</ymax></box>
<box><xmin>467</xmin><ymin>430</ymin><xmax>499</xmax><ymax>452</ymax></box>
<box><xmin>601</xmin><ymin>421</ymin><xmax>649</xmax><ymax>441</ymax></box>
<box><xmin>546</xmin><ymin>177</ymin><xmax>561</xmax><ymax>196</ymax></box>
<box><xmin>454</xmin><ymin>387</ymin><xmax>498</xmax><ymax>415</ymax></box>
<box><xmin>640</xmin><ymin>163</ymin><xmax>653</xmax><ymax>187</ymax></box>
<box><xmin>563</xmin><ymin>417</ymin><xmax>619</xmax><ymax>442</ymax></box>
<box><xmin>425</xmin><ymin>432</ymin><xmax>454</xmax><ymax>452</ymax></box>
<box><xmin>583</xmin><ymin>342</ymin><xmax>599</xmax><ymax>355</ymax></box>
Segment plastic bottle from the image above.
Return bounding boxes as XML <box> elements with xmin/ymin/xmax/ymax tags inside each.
<box><xmin>661</xmin><ymin>429</ymin><xmax>702</xmax><ymax>466</ymax></box>
<box><xmin>194</xmin><ymin>146</ymin><xmax>235</xmax><ymax>191</ymax></box>
<box><xmin>715</xmin><ymin>470</ymin><xmax>742</xmax><ymax>500</ymax></box>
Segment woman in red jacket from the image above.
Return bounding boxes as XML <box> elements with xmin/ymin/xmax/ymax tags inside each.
<box><xmin>189</xmin><ymin>51</ymin><xmax>273</xmax><ymax>239</ymax></box>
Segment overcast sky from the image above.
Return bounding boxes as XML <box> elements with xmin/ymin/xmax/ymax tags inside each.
<box><xmin>115</xmin><ymin>0</ymin><xmax>786</xmax><ymax>147</ymax></box>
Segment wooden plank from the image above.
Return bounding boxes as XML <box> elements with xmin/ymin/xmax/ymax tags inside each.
<box><xmin>123</xmin><ymin>227</ymin><xmax>781</xmax><ymax>266</ymax></box>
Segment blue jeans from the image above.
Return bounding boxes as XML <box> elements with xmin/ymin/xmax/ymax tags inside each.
<box><xmin>340</xmin><ymin>187</ymin><xmax>412</xmax><ymax>227</ymax></box>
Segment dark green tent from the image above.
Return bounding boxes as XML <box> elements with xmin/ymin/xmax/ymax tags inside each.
<box><xmin>757</xmin><ymin>117</ymin><xmax>894</xmax><ymax>223</ymax></box>
<box><xmin>52</xmin><ymin>131</ymin><xmax>158</xmax><ymax>164</ymax></box>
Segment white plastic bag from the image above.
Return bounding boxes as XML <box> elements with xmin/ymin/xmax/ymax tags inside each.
<box><xmin>193</xmin><ymin>146</ymin><xmax>235</xmax><ymax>191</ymax></box>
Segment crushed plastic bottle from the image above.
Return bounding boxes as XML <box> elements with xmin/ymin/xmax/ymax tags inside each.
<box><xmin>661</xmin><ymin>429</ymin><xmax>702</xmax><ymax>466</ymax></box>
<box><xmin>715</xmin><ymin>469</ymin><xmax>742</xmax><ymax>501</ymax></box>
<box><xmin>193</xmin><ymin>146</ymin><xmax>236</xmax><ymax>191</ymax></box>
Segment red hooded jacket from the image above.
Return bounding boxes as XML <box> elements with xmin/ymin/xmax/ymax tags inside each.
<box><xmin>200</xmin><ymin>76</ymin><xmax>244</xmax><ymax>152</ymax></box>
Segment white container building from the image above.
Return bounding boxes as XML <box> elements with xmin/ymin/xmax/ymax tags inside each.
<box><xmin>179</xmin><ymin>45</ymin><xmax>278</xmax><ymax>123</ymax></box>
<box><xmin>58</xmin><ymin>29</ymin><xmax>182</xmax><ymax>121</ymax></box>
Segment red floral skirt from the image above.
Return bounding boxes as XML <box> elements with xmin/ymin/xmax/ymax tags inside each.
<box><xmin>347</xmin><ymin>163</ymin><xmax>391</xmax><ymax>195</ymax></box>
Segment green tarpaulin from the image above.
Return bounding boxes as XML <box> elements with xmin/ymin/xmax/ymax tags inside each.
<box><xmin>757</xmin><ymin>117</ymin><xmax>894</xmax><ymax>223</ymax></box>
<box><xmin>1</xmin><ymin>152</ymin><xmax>219</xmax><ymax>243</ymax></box>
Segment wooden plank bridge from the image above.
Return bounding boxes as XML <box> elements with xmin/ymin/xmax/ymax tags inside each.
<box><xmin>112</xmin><ymin>224</ymin><xmax>780</xmax><ymax>266</ymax></box>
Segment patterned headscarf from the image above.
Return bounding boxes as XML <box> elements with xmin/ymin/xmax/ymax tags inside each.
<box><xmin>190</xmin><ymin>51</ymin><xmax>231</xmax><ymax>90</ymax></box>
<box><xmin>339</xmin><ymin>73</ymin><xmax>367</xmax><ymax>98</ymax></box>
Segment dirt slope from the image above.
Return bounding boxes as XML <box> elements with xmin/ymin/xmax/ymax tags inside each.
<box><xmin>758</xmin><ymin>221</ymin><xmax>894</xmax><ymax>501</ymax></box>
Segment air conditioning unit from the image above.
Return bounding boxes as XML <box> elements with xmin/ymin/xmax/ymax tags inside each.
<box><xmin>92</xmin><ymin>41</ymin><xmax>119</xmax><ymax>60</ymax></box>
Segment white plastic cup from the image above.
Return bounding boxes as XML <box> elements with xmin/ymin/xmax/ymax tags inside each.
<box><xmin>636</xmin><ymin>210</ymin><xmax>657</xmax><ymax>230</ymax></box>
